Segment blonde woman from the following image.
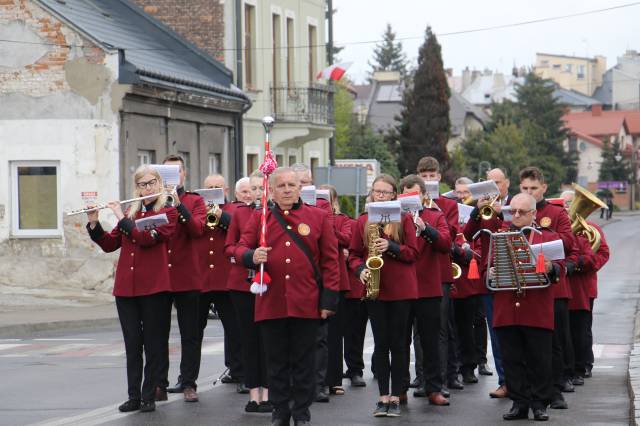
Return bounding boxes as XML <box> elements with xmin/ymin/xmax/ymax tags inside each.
<box><xmin>87</xmin><ymin>165</ymin><xmax>177</xmax><ymax>413</ymax></box>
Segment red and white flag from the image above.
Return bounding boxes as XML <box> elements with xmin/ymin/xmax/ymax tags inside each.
<box><xmin>316</xmin><ymin>62</ymin><xmax>352</xmax><ymax>81</ymax></box>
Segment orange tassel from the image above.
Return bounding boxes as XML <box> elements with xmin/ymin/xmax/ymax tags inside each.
<box><xmin>536</xmin><ymin>252</ymin><xmax>546</xmax><ymax>273</ymax></box>
<box><xmin>468</xmin><ymin>258</ymin><xmax>480</xmax><ymax>279</ymax></box>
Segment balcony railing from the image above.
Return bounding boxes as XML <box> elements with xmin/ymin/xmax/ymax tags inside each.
<box><xmin>270</xmin><ymin>82</ymin><xmax>335</xmax><ymax>126</ymax></box>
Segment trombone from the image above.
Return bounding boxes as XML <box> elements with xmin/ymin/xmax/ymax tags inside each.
<box><xmin>66</xmin><ymin>193</ymin><xmax>163</xmax><ymax>216</ymax></box>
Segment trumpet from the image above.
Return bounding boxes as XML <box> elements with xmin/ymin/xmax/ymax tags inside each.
<box><xmin>452</xmin><ymin>262</ymin><xmax>462</xmax><ymax>279</ymax></box>
<box><xmin>66</xmin><ymin>193</ymin><xmax>163</xmax><ymax>216</ymax></box>
<box><xmin>206</xmin><ymin>203</ymin><xmax>221</xmax><ymax>229</ymax></box>
<box><xmin>165</xmin><ymin>185</ymin><xmax>178</xmax><ymax>207</ymax></box>
<box><xmin>479</xmin><ymin>194</ymin><xmax>500</xmax><ymax>220</ymax></box>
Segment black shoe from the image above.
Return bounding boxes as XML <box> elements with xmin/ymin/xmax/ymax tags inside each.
<box><xmin>478</xmin><ymin>363</ymin><xmax>493</xmax><ymax>376</ymax></box>
<box><xmin>245</xmin><ymin>400</ymin><xmax>260</xmax><ymax>413</ymax></box>
<box><xmin>118</xmin><ymin>399</ymin><xmax>140</xmax><ymax>412</ymax></box>
<box><xmin>140</xmin><ymin>400</ymin><xmax>156</xmax><ymax>413</ymax></box>
<box><xmin>413</xmin><ymin>386</ymin><xmax>427</xmax><ymax>397</ymax></box>
<box><xmin>315</xmin><ymin>389</ymin><xmax>330</xmax><ymax>403</ymax></box>
<box><xmin>447</xmin><ymin>378</ymin><xmax>464</xmax><ymax>390</ymax></box>
<box><xmin>350</xmin><ymin>375</ymin><xmax>366</xmax><ymax>387</ymax></box>
<box><xmin>462</xmin><ymin>371</ymin><xmax>479</xmax><ymax>384</ymax></box>
<box><xmin>585</xmin><ymin>365</ymin><xmax>593</xmax><ymax>378</ymax></box>
<box><xmin>167</xmin><ymin>379</ymin><xmax>184</xmax><ymax>393</ymax></box>
<box><xmin>258</xmin><ymin>401</ymin><xmax>273</xmax><ymax>413</ymax></box>
<box><xmin>373</xmin><ymin>401</ymin><xmax>389</xmax><ymax>417</ymax></box>
<box><xmin>236</xmin><ymin>383</ymin><xmax>250</xmax><ymax>394</ymax></box>
<box><xmin>409</xmin><ymin>377</ymin><xmax>422</xmax><ymax>388</ymax></box>
<box><xmin>221</xmin><ymin>373</ymin><xmax>240</xmax><ymax>384</ymax></box>
<box><xmin>572</xmin><ymin>376</ymin><xmax>585</xmax><ymax>386</ymax></box>
<box><xmin>550</xmin><ymin>395</ymin><xmax>568</xmax><ymax>409</ymax></box>
<box><xmin>387</xmin><ymin>401</ymin><xmax>401</xmax><ymax>417</ymax></box>
<box><xmin>503</xmin><ymin>404</ymin><xmax>529</xmax><ymax>420</ymax></box>
<box><xmin>533</xmin><ymin>407</ymin><xmax>549</xmax><ymax>421</ymax></box>
<box><xmin>441</xmin><ymin>388</ymin><xmax>450</xmax><ymax>398</ymax></box>
<box><xmin>561</xmin><ymin>379</ymin><xmax>575</xmax><ymax>393</ymax></box>
<box><xmin>271</xmin><ymin>418</ymin><xmax>289</xmax><ymax>426</ymax></box>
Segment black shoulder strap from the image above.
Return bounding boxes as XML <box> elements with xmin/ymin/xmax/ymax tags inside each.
<box><xmin>270</xmin><ymin>206</ymin><xmax>323</xmax><ymax>290</ymax></box>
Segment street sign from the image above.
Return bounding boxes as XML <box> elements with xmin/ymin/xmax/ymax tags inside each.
<box><xmin>335</xmin><ymin>159</ymin><xmax>379</xmax><ymax>189</ymax></box>
<box><xmin>313</xmin><ymin>166</ymin><xmax>368</xmax><ymax>196</ymax></box>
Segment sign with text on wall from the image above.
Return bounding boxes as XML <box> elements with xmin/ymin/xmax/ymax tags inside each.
<box><xmin>334</xmin><ymin>159</ymin><xmax>380</xmax><ymax>190</ymax></box>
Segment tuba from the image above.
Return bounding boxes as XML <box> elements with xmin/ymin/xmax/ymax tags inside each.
<box><xmin>569</xmin><ymin>183</ymin><xmax>606</xmax><ymax>251</ymax></box>
<box><xmin>363</xmin><ymin>223</ymin><xmax>383</xmax><ymax>300</ymax></box>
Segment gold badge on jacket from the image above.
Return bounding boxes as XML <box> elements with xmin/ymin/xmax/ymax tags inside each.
<box><xmin>540</xmin><ymin>217</ymin><xmax>552</xmax><ymax>228</ymax></box>
<box><xmin>297</xmin><ymin>223</ymin><xmax>311</xmax><ymax>236</ymax></box>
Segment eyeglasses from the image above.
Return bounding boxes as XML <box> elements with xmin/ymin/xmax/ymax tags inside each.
<box><xmin>511</xmin><ymin>208</ymin><xmax>533</xmax><ymax>216</ymax></box>
<box><xmin>136</xmin><ymin>179</ymin><xmax>158</xmax><ymax>189</ymax></box>
<box><xmin>372</xmin><ymin>189</ymin><xmax>395</xmax><ymax>196</ymax></box>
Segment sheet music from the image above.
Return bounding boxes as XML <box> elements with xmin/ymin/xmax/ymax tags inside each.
<box><xmin>468</xmin><ymin>181</ymin><xmax>500</xmax><ymax>201</ymax></box>
<box><xmin>134</xmin><ymin>213</ymin><xmax>169</xmax><ymax>231</ymax></box>
<box><xmin>301</xmin><ymin>185</ymin><xmax>317</xmax><ymax>205</ymax></box>
<box><xmin>501</xmin><ymin>205</ymin><xmax>513</xmax><ymax>222</ymax></box>
<box><xmin>424</xmin><ymin>181</ymin><xmax>440</xmax><ymax>200</ymax></box>
<box><xmin>195</xmin><ymin>188</ymin><xmax>225</xmax><ymax>205</ymax></box>
<box><xmin>316</xmin><ymin>189</ymin><xmax>330</xmax><ymax>201</ymax></box>
<box><xmin>530</xmin><ymin>239</ymin><xmax>565</xmax><ymax>261</ymax></box>
<box><xmin>150</xmin><ymin>164</ymin><xmax>180</xmax><ymax>186</ymax></box>
<box><xmin>398</xmin><ymin>193</ymin><xmax>422</xmax><ymax>214</ymax></box>
<box><xmin>457</xmin><ymin>203</ymin><xmax>475</xmax><ymax>225</ymax></box>
<box><xmin>367</xmin><ymin>201</ymin><xmax>402</xmax><ymax>223</ymax></box>
<box><xmin>442</xmin><ymin>190</ymin><xmax>456</xmax><ymax>199</ymax></box>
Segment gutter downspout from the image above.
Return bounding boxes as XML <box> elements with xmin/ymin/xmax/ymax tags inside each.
<box><xmin>235</xmin><ymin>0</ymin><xmax>245</xmax><ymax>180</ymax></box>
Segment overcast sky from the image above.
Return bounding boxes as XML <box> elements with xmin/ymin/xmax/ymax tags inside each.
<box><xmin>333</xmin><ymin>0</ymin><xmax>639</xmax><ymax>84</ymax></box>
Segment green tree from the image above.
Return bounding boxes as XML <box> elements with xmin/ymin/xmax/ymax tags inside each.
<box><xmin>334</xmin><ymin>81</ymin><xmax>354</xmax><ymax>158</ymax></box>
<box><xmin>394</xmin><ymin>26</ymin><xmax>450</xmax><ymax>178</ymax></box>
<box><xmin>368</xmin><ymin>23</ymin><xmax>408</xmax><ymax>80</ymax></box>
<box><xmin>599</xmin><ymin>138</ymin><xmax>630</xmax><ymax>181</ymax></box>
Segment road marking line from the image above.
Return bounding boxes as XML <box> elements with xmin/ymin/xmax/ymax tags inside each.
<box><xmin>34</xmin><ymin>338</ymin><xmax>95</xmax><ymax>341</ymax></box>
<box><xmin>0</xmin><ymin>343</ymin><xmax>29</xmax><ymax>351</ymax></box>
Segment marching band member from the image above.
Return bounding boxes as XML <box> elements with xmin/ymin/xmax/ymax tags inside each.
<box><xmin>237</xmin><ymin>167</ymin><xmax>340</xmax><ymax>426</ymax></box>
<box><xmin>416</xmin><ymin>157</ymin><xmax>462</xmax><ymax>392</ymax></box>
<box><xmin>161</xmin><ymin>155</ymin><xmax>206</xmax><ymax>403</ymax></box>
<box><xmin>399</xmin><ymin>175</ymin><xmax>452</xmax><ymax>406</ymax></box>
<box><xmin>492</xmin><ymin>193</ymin><xmax>563</xmax><ymax>421</ymax></box>
<box><xmin>348</xmin><ymin>174</ymin><xmax>419</xmax><ymax>417</ymax></box>
<box><xmin>225</xmin><ymin>177</ymin><xmax>272</xmax><ymax>413</ymax></box>
<box><xmin>86</xmin><ymin>165</ymin><xmax>177</xmax><ymax>413</ymax></box>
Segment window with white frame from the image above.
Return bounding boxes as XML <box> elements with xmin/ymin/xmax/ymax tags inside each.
<box><xmin>209</xmin><ymin>153</ymin><xmax>222</xmax><ymax>175</ymax></box>
<box><xmin>137</xmin><ymin>149</ymin><xmax>155</xmax><ymax>165</ymax></box>
<box><xmin>11</xmin><ymin>161</ymin><xmax>61</xmax><ymax>237</ymax></box>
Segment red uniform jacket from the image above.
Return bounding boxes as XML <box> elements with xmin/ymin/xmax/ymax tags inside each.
<box><xmin>450</xmin><ymin>239</ymin><xmax>484</xmax><ymax>299</ymax></box>
<box><xmin>237</xmin><ymin>201</ymin><xmax>340</xmax><ymax>321</ymax></box>
<box><xmin>224</xmin><ymin>203</ymin><xmax>258</xmax><ymax>292</ymax></box>
<box><xmin>492</xmin><ymin>228</ymin><xmax>563</xmax><ymax>331</ymax></box>
<box><xmin>344</xmin><ymin>216</ymin><xmax>365</xmax><ymax>300</ymax></box>
<box><xmin>334</xmin><ymin>213</ymin><xmax>354</xmax><ymax>292</ymax></box>
<box><xmin>415</xmin><ymin>207</ymin><xmax>450</xmax><ymax>298</ymax></box>
<box><xmin>167</xmin><ymin>190</ymin><xmax>206</xmax><ymax>292</ymax></box>
<box><xmin>434</xmin><ymin>196</ymin><xmax>459</xmax><ymax>283</ymax></box>
<box><xmin>348</xmin><ymin>213</ymin><xmax>419</xmax><ymax>301</ymax></box>
<box><xmin>88</xmin><ymin>206</ymin><xmax>178</xmax><ymax>297</ymax></box>
<box><xmin>197</xmin><ymin>201</ymin><xmax>235</xmax><ymax>292</ymax></box>
<box><xmin>462</xmin><ymin>208</ymin><xmax>502</xmax><ymax>281</ymax></box>
<box><xmin>568</xmin><ymin>221</ymin><xmax>610</xmax><ymax>309</ymax></box>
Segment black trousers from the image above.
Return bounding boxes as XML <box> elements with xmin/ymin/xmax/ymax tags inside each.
<box><xmin>453</xmin><ymin>296</ymin><xmax>479</xmax><ymax>375</ymax></box>
<box><xmin>473</xmin><ymin>296</ymin><xmax>488</xmax><ymax>364</ymax></box>
<box><xmin>414</xmin><ymin>297</ymin><xmax>443</xmax><ymax>393</ymax></box>
<box><xmin>158</xmin><ymin>290</ymin><xmax>201</xmax><ymax>389</ymax></box>
<box><xmin>569</xmin><ymin>309</ymin><xmax>590</xmax><ymax>377</ymax></box>
<box><xmin>497</xmin><ymin>326</ymin><xmax>553</xmax><ymax>409</ymax></box>
<box><xmin>261</xmin><ymin>318</ymin><xmax>319</xmax><ymax>422</ymax></box>
<box><xmin>326</xmin><ymin>293</ymin><xmax>346</xmax><ymax>388</ymax></box>
<box><xmin>206</xmin><ymin>291</ymin><xmax>243</xmax><ymax>380</ymax></box>
<box><xmin>552</xmin><ymin>299</ymin><xmax>574</xmax><ymax>396</ymax></box>
<box><xmin>439</xmin><ymin>283</ymin><xmax>459</xmax><ymax>382</ymax></box>
<box><xmin>367</xmin><ymin>299</ymin><xmax>411</xmax><ymax>396</ymax></box>
<box><xmin>403</xmin><ymin>318</ymin><xmax>424</xmax><ymax>386</ymax></box>
<box><xmin>587</xmin><ymin>298</ymin><xmax>595</xmax><ymax>366</ymax></box>
<box><xmin>343</xmin><ymin>298</ymin><xmax>368</xmax><ymax>378</ymax></box>
<box><xmin>116</xmin><ymin>292</ymin><xmax>172</xmax><ymax>402</ymax></box>
<box><xmin>315</xmin><ymin>320</ymin><xmax>329</xmax><ymax>391</ymax></box>
<box><xmin>230</xmin><ymin>290</ymin><xmax>268</xmax><ymax>388</ymax></box>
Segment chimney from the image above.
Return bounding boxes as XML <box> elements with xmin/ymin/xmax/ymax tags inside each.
<box><xmin>445</xmin><ymin>68</ymin><xmax>453</xmax><ymax>77</ymax></box>
<box><xmin>592</xmin><ymin>104</ymin><xmax>603</xmax><ymax>116</ymax></box>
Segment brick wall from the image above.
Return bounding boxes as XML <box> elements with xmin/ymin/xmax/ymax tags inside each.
<box><xmin>132</xmin><ymin>0</ymin><xmax>225</xmax><ymax>62</ymax></box>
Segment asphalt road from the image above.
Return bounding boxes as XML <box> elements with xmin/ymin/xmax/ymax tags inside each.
<box><xmin>1</xmin><ymin>215</ymin><xmax>638</xmax><ymax>426</ymax></box>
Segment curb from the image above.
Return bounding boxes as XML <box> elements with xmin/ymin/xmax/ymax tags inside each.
<box><xmin>630</xmin><ymin>298</ymin><xmax>640</xmax><ymax>425</ymax></box>
<box><xmin>0</xmin><ymin>317</ymin><xmax>121</xmax><ymax>339</ymax></box>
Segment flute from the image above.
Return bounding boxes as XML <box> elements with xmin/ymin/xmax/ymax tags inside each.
<box><xmin>66</xmin><ymin>193</ymin><xmax>163</xmax><ymax>216</ymax></box>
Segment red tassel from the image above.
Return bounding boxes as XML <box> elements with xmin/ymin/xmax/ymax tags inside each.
<box><xmin>468</xmin><ymin>258</ymin><xmax>480</xmax><ymax>279</ymax></box>
<box><xmin>536</xmin><ymin>252</ymin><xmax>546</xmax><ymax>273</ymax></box>
<box><xmin>252</xmin><ymin>271</ymin><xmax>272</xmax><ymax>285</ymax></box>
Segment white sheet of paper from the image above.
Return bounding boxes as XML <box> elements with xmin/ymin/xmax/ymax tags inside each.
<box><xmin>468</xmin><ymin>181</ymin><xmax>499</xmax><ymax>200</ymax></box>
<box><xmin>367</xmin><ymin>201</ymin><xmax>401</xmax><ymax>223</ymax></box>
<box><xmin>501</xmin><ymin>205</ymin><xmax>513</xmax><ymax>222</ymax></box>
<box><xmin>150</xmin><ymin>164</ymin><xmax>180</xmax><ymax>186</ymax></box>
<box><xmin>316</xmin><ymin>189</ymin><xmax>330</xmax><ymax>201</ymax></box>
<box><xmin>457</xmin><ymin>203</ymin><xmax>475</xmax><ymax>224</ymax></box>
<box><xmin>134</xmin><ymin>213</ymin><xmax>169</xmax><ymax>231</ymax></box>
<box><xmin>442</xmin><ymin>190</ymin><xmax>456</xmax><ymax>199</ymax></box>
<box><xmin>530</xmin><ymin>239</ymin><xmax>565</xmax><ymax>261</ymax></box>
<box><xmin>195</xmin><ymin>188</ymin><xmax>225</xmax><ymax>205</ymax></box>
<box><xmin>424</xmin><ymin>181</ymin><xmax>440</xmax><ymax>199</ymax></box>
<box><xmin>398</xmin><ymin>193</ymin><xmax>422</xmax><ymax>214</ymax></box>
<box><xmin>301</xmin><ymin>185</ymin><xmax>317</xmax><ymax>205</ymax></box>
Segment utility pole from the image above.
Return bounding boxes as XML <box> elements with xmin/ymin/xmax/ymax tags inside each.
<box><xmin>327</xmin><ymin>0</ymin><xmax>336</xmax><ymax>166</ymax></box>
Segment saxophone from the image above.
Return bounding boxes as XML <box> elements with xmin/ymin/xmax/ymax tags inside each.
<box><xmin>364</xmin><ymin>223</ymin><xmax>384</xmax><ymax>300</ymax></box>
